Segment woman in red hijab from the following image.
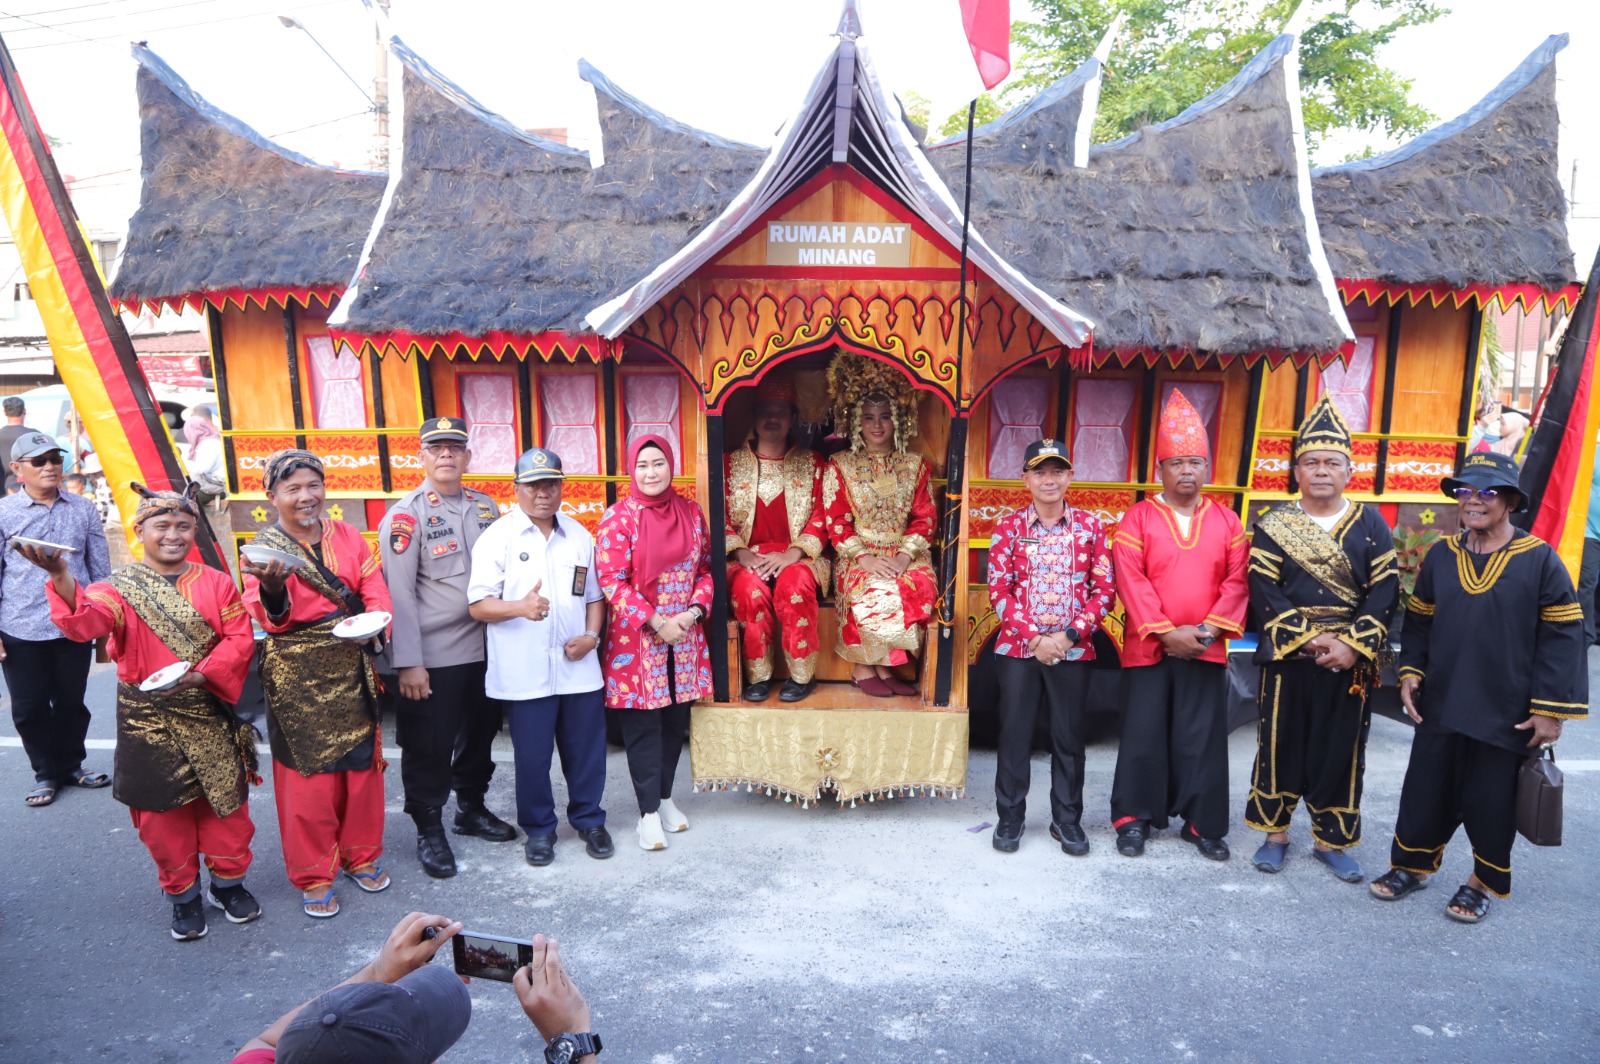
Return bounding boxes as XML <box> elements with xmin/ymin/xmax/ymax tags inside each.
<box><xmin>595</xmin><ymin>435</ymin><xmax>715</xmax><ymax>851</ymax></box>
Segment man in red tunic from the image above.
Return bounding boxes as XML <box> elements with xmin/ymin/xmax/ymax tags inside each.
<box><xmin>240</xmin><ymin>449</ymin><xmax>393</xmax><ymax>919</ymax></box>
<box><xmin>725</xmin><ymin>374</ymin><xmax>829</xmax><ymax>702</ymax></box>
<box><xmin>24</xmin><ymin>484</ymin><xmax>260</xmax><ymax>941</ymax></box>
<box><xmin>1110</xmin><ymin>389</ymin><xmax>1248</xmax><ymax>860</ymax></box>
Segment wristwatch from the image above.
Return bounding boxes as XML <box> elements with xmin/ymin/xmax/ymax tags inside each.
<box><xmin>582</xmin><ymin>629</ymin><xmax>600</xmax><ymax>641</ymax></box>
<box><xmin>687</xmin><ymin>604</ymin><xmax>706</xmax><ymax>624</ymax></box>
<box><xmin>1063</xmin><ymin>628</ymin><xmax>1081</xmax><ymax>645</ymax></box>
<box><xmin>544</xmin><ymin>1032</ymin><xmax>602</xmax><ymax>1063</ymax></box>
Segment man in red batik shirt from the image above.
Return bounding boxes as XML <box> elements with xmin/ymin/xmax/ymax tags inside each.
<box><xmin>1110</xmin><ymin>389</ymin><xmax>1248</xmax><ymax>861</ymax></box>
<box><xmin>724</xmin><ymin>374</ymin><xmax>830</xmax><ymax>703</ymax></box>
<box><xmin>985</xmin><ymin>439</ymin><xmax>1115</xmax><ymax>857</ymax></box>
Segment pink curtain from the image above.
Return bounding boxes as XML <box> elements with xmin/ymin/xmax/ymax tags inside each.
<box><xmin>986</xmin><ymin>376</ymin><xmax>1048</xmax><ymax>479</ymax></box>
<box><xmin>623</xmin><ymin>373</ymin><xmax>682</xmax><ymax>474</ymax></box>
<box><xmin>540</xmin><ymin>373</ymin><xmax>600</xmax><ymax>474</ymax></box>
<box><xmin>1320</xmin><ymin>336</ymin><xmax>1375</xmax><ymax>432</ymax></box>
<box><xmin>1071</xmin><ymin>379</ymin><xmax>1136</xmax><ymax>482</ymax></box>
<box><xmin>460</xmin><ymin>372</ymin><xmax>518</xmax><ymax>475</ymax></box>
<box><xmin>305</xmin><ymin>336</ymin><xmax>366</xmax><ymax>429</ymax></box>
<box><xmin>1159</xmin><ymin>380</ymin><xmax>1222</xmax><ymax>462</ymax></box>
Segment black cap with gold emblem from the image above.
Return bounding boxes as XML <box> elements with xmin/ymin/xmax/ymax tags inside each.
<box><xmin>1294</xmin><ymin>395</ymin><xmax>1353</xmax><ymax>460</ymax></box>
<box><xmin>1022</xmin><ymin>438</ymin><xmax>1072</xmax><ymax>471</ymax></box>
<box><xmin>514</xmin><ymin>447</ymin><xmax>565</xmax><ymax>483</ymax></box>
<box><xmin>420</xmin><ymin>417</ymin><xmax>470</xmax><ymax>444</ymax></box>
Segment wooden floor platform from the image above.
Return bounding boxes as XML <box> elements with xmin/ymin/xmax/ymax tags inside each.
<box><xmin>705</xmin><ymin>681</ymin><xmax>962</xmax><ymax>713</ymax></box>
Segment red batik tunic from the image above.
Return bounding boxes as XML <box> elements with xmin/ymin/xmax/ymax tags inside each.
<box><xmin>240</xmin><ymin>519</ymin><xmax>393</xmax><ymax>633</ymax></box>
<box><xmin>1113</xmin><ymin>497</ymin><xmax>1249</xmax><ymax>668</ymax></box>
<box><xmin>49</xmin><ymin>563</ymin><xmax>254</xmax><ymax>702</ymax></box>
<box><xmin>595</xmin><ymin>496</ymin><xmax>716</xmax><ymax>709</ymax></box>
<box><xmin>986</xmin><ymin>504</ymin><xmax>1115</xmax><ymax>660</ymax></box>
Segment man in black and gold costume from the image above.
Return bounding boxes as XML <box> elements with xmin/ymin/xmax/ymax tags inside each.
<box><xmin>1244</xmin><ymin>396</ymin><xmax>1398</xmax><ymax>883</ymax></box>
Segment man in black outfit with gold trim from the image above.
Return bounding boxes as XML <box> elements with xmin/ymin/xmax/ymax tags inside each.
<box><xmin>1244</xmin><ymin>396</ymin><xmax>1398</xmax><ymax>883</ymax></box>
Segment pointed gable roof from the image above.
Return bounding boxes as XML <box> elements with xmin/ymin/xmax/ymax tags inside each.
<box><xmin>929</xmin><ymin>34</ymin><xmax>1352</xmax><ymax>362</ymax></box>
<box><xmin>110</xmin><ymin>44</ymin><xmax>385</xmax><ymax>314</ymax></box>
<box><xmin>584</xmin><ymin>6</ymin><xmax>1094</xmax><ymax>351</ymax></box>
<box><xmin>330</xmin><ymin>38</ymin><xmax>764</xmax><ymax>356</ymax></box>
<box><xmin>1313</xmin><ymin>35</ymin><xmax>1575</xmax><ymax>295</ymax></box>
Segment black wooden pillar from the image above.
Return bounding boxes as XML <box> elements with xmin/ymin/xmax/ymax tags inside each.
<box><xmin>1134</xmin><ymin>366</ymin><xmax>1158</xmax><ymax>496</ymax></box>
<box><xmin>602</xmin><ymin>361</ymin><xmax>620</xmax><ymax>507</ymax></box>
<box><xmin>1234</xmin><ymin>362</ymin><xmax>1265</xmax><ymax>516</ymax></box>
<box><xmin>516</xmin><ymin>356</ymin><xmax>534</xmax><ymax>450</ymax></box>
<box><xmin>933</xmin><ymin>414</ymin><xmax>969</xmax><ymax>707</ymax></box>
<box><xmin>416</xmin><ymin>354</ymin><xmax>437</xmax><ymax>420</ymax></box>
<box><xmin>207</xmin><ymin>305</ymin><xmax>239</xmax><ymax>496</ymax></box>
<box><xmin>704</xmin><ymin>412</ymin><xmax>731</xmax><ymax>703</ymax></box>
<box><xmin>369</xmin><ymin>348</ymin><xmax>392</xmax><ymax>493</ymax></box>
<box><xmin>1373</xmin><ymin>303</ymin><xmax>1404</xmax><ymax>495</ymax></box>
<box><xmin>1456</xmin><ymin>305</ymin><xmax>1486</xmax><ymax>468</ymax></box>
<box><xmin>282</xmin><ymin>307</ymin><xmax>307</xmax><ymax>449</ymax></box>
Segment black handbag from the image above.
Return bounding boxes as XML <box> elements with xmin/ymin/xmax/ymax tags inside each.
<box><xmin>1516</xmin><ymin>747</ymin><xmax>1563</xmax><ymax>847</ymax></box>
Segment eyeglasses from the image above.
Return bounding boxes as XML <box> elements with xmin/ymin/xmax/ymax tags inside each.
<box><xmin>423</xmin><ymin>444</ymin><xmax>467</xmax><ymax>457</ymax></box>
<box><xmin>1452</xmin><ymin>486</ymin><xmax>1507</xmax><ymax>502</ymax></box>
<box><xmin>25</xmin><ymin>453</ymin><xmax>63</xmax><ymax>468</ymax></box>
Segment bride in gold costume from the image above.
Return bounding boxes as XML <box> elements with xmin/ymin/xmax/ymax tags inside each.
<box><xmin>821</xmin><ymin>351</ymin><xmax>939</xmax><ymax>698</ymax></box>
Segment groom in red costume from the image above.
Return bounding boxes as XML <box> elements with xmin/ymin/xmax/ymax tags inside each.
<box><xmin>724</xmin><ymin>373</ymin><xmax>829</xmax><ymax>702</ymax></box>
<box><xmin>1110</xmin><ymin>389</ymin><xmax>1248</xmax><ymax>861</ymax></box>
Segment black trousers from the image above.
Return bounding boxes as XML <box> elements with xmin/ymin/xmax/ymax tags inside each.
<box><xmin>2</xmin><ymin>634</ymin><xmax>94</xmax><ymax>783</ymax></box>
<box><xmin>616</xmin><ymin>702</ymin><xmax>691</xmax><ymax>815</ymax></box>
<box><xmin>993</xmin><ymin>654</ymin><xmax>1090</xmax><ymax>828</ymax></box>
<box><xmin>1243</xmin><ymin>660</ymin><xmax>1372</xmax><ymax>848</ymax></box>
<box><xmin>394</xmin><ymin>660</ymin><xmax>502</xmax><ymax>815</ymax></box>
<box><xmin>1390</xmin><ymin>729</ymin><xmax>1522</xmax><ymax>898</ymax></box>
<box><xmin>1110</xmin><ymin>658</ymin><xmax>1230</xmax><ymax>839</ymax></box>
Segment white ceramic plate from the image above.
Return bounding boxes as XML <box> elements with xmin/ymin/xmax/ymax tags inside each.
<box><xmin>140</xmin><ymin>661</ymin><xmax>191</xmax><ymax>692</ymax></box>
<box><xmin>240</xmin><ymin>544</ymin><xmax>307</xmax><ymax>569</ymax></box>
<box><xmin>11</xmin><ymin>535</ymin><xmax>77</xmax><ymax>555</ymax></box>
<box><xmin>333</xmin><ymin>611</ymin><xmax>391</xmax><ymax>641</ymax></box>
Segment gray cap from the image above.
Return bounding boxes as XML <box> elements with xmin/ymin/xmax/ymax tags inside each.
<box><xmin>514</xmin><ymin>447</ymin><xmax>564</xmax><ymax>483</ymax></box>
<box><xmin>276</xmin><ymin>964</ymin><xmax>471</xmax><ymax>1064</ymax></box>
<box><xmin>11</xmin><ymin>431</ymin><xmax>60</xmax><ymax>462</ymax></box>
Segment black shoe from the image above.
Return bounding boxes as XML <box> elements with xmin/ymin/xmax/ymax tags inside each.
<box><xmin>454</xmin><ymin>803</ymin><xmax>517</xmax><ymax>842</ymax></box>
<box><xmin>417</xmin><ymin>825</ymin><xmax>458</xmax><ymax>879</ymax></box>
<box><xmin>207</xmin><ymin>882</ymin><xmax>262</xmax><ymax>924</ymax></box>
<box><xmin>1182</xmin><ymin>824</ymin><xmax>1230</xmax><ymax>862</ymax></box>
<box><xmin>578</xmin><ymin>826</ymin><xmax>615</xmax><ymax>860</ymax></box>
<box><xmin>170</xmin><ymin>896</ymin><xmax>207</xmax><ymax>941</ymax></box>
<box><xmin>524</xmin><ymin>833</ymin><xmax>557</xmax><ymax>866</ymax></box>
<box><xmin>992</xmin><ymin>821</ymin><xmax>1023</xmax><ymax>853</ymax></box>
<box><xmin>743</xmin><ymin>681</ymin><xmax>771</xmax><ymax>703</ymax></box>
<box><xmin>1115</xmin><ymin>821</ymin><xmax>1148</xmax><ymax>858</ymax></box>
<box><xmin>1049</xmin><ymin>822</ymin><xmax>1090</xmax><ymax>857</ymax></box>
<box><xmin>779</xmin><ymin>679</ymin><xmax>815</xmax><ymax>702</ymax></box>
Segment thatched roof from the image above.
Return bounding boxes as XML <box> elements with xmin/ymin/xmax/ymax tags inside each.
<box><xmin>928</xmin><ymin>34</ymin><xmax>1351</xmax><ymax>357</ymax></box>
<box><xmin>110</xmin><ymin>44</ymin><xmax>384</xmax><ymax>312</ymax></box>
<box><xmin>585</xmin><ymin>4</ymin><xmax>1095</xmax><ymax>349</ymax></box>
<box><xmin>331</xmin><ymin>38</ymin><xmax>765</xmax><ymax>348</ymax></box>
<box><xmin>1312</xmin><ymin>35</ymin><xmax>1574</xmax><ymax>290</ymax></box>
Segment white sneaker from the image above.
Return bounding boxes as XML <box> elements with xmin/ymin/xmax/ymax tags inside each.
<box><xmin>658</xmin><ymin>798</ymin><xmax>689</xmax><ymax>833</ymax></box>
<box><xmin>637</xmin><ymin>813</ymin><xmax>667</xmax><ymax>851</ymax></box>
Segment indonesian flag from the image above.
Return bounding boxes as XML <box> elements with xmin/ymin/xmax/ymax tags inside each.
<box><xmin>1521</xmin><ymin>247</ymin><xmax>1600</xmax><ymax>582</ymax></box>
<box><xmin>961</xmin><ymin>0</ymin><xmax>1012</xmax><ymax>91</ymax></box>
<box><xmin>0</xmin><ymin>34</ymin><xmax>222</xmax><ymax>567</ymax></box>
<box><xmin>920</xmin><ymin>0</ymin><xmax>1012</xmax><ymax>140</ymax></box>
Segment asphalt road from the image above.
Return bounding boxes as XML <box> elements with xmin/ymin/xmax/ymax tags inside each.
<box><xmin>1</xmin><ymin>658</ymin><xmax>1597</xmax><ymax>1063</ymax></box>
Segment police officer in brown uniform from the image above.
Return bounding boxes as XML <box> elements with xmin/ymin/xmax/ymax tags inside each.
<box><xmin>378</xmin><ymin>417</ymin><xmax>516</xmax><ymax>878</ymax></box>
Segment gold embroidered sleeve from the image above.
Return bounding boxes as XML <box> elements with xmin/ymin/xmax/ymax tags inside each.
<box><xmin>1406</xmin><ymin>597</ymin><xmax>1436</xmax><ymax>616</ymax></box>
<box><xmin>1249</xmin><ymin>547</ymin><xmax>1282</xmax><ymax>580</ymax></box>
<box><xmin>837</xmin><ymin>536</ymin><xmax>866</xmax><ymax>564</ymax></box>
<box><xmin>792</xmin><ymin>533</ymin><xmax>823</xmax><ymax>559</ymax></box>
<box><xmin>726</xmin><ymin>530</ymin><xmax>748</xmax><ymax>555</ymax></box>
<box><xmin>85</xmin><ymin>588</ymin><xmax>124</xmax><ymax>628</ymax></box>
<box><xmin>1529</xmin><ymin>698</ymin><xmax>1588</xmax><ymax>720</ymax></box>
<box><xmin>899</xmin><ymin>533</ymin><xmax>932</xmax><ymax>562</ymax></box>
<box><xmin>1540</xmin><ymin>602</ymin><xmax>1585</xmax><ymax>624</ymax></box>
<box><xmin>1398</xmin><ymin>665</ymin><xmax>1425</xmax><ymax>682</ymax></box>
<box><xmin>1262</xmin><ymin>608</ymin><xmax>1315</xmax><ymax>659</ymax></box>
<box><xmin>1337</xmin><ymin>615</ymin><xmax>1388</xmax><ymax>661</ymax></box>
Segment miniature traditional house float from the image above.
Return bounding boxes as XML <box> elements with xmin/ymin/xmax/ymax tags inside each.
<box><xmin>108</xmin><ymin>11</ymin><xmax>1578</xmax><ymax>806</ymax></box>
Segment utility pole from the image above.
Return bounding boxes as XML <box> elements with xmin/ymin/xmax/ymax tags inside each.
<box><xmin>373</xmin><ymin>0</ymin><xmax>390</xmax><ymax>171</ymax></box>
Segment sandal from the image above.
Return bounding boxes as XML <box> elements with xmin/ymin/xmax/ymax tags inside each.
<box><xmin>24</xmin><ymin>782</ymin><xmax>57</xmax><ymax>807</ymax></box>
<box><xmin>68</xmin><ymin>769</ymin><xmax>111</xmax><ymax>789</ymax></box>
<box><xmin>1370</xmin><ymin>868</ymin><xmax>1428</xmax><ymax>901</ymax></box>
<box><xmin>302</xmin><ymin>887</ymin><xmax>340</xmax><ymax>919</ymax></box>
<box><xmin>343</xmin><ymin>865</ymin><xmax>391</xmax><ymax>893</ymax></box>
<box><xmin>1445</xmin><ymin>883</ymin><xmax>1491</xmax><ymax>924</ymax></box>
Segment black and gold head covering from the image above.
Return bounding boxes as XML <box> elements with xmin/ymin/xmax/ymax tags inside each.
<box><xmin>263</xmin><ymin>448</ymin><xmax>324</xmax><ymax>491</ymax></box>
<box><xmin>131</xmin><ymin>481</ymin><xmax>200</xmax><ymax>527</ymax></box>
<box><xmin>1294</xmin><ymin>394</ymin><xmax>1353</xmax><ymax>460</ymax></box>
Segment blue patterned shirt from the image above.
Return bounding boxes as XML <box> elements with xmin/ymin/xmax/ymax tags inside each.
<box><xmin>0</xmin><ymin>488</ymin><xmax>111</xmax><ymax>640</ymax></box>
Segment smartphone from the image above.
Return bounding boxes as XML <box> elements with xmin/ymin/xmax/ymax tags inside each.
<box><xmin>452</xmin><ymin>931</ymin><xmax>534</xmax><ymax>983</ymax></box>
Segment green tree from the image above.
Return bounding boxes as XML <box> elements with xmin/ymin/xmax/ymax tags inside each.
<box><xmin>938</xmin><ymin>94</ymin><xmax>1006</xmax><ymax>139</ymax></box>
<box><xmin>1010</xmin><ymin>0</ymin><xmax>1444</xmax><ymax>160</ymax></box>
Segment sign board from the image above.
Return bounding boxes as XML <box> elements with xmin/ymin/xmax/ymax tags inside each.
<box><xmin>766</xmin><ymin>222</ymin><xmax>912</xmax><ymax>268</ymax></box>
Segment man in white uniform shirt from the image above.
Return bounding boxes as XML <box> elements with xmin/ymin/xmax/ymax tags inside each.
<box><xmin>468</xmin><ymin>447</ymin><xmax>612</xmax><ymax>866</ymax></box>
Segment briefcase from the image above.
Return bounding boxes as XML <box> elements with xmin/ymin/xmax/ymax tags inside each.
<box><xmin>1516</xmin><ymin>747</ymin><xmax>1563</xmax><ymax>847</ymax></box>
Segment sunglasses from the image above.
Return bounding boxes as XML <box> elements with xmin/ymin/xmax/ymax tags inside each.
<box><xmin>24</xmin><ymin>453</ymin><xmax>63</xmax><ymax>468</ymax></box>
<box><xmin>1451</xmin><ymin>486</ymin><xmax>1507</xmax><ymax>502</ymax></box>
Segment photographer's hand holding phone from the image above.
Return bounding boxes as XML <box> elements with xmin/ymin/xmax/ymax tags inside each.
<box><xmin>371</xmin><ymin>911</ymin><xmax>463</xmax><ymax>984</ymax></box>
<box><xmin>515</xmin><ymin>935</ymin><xmax>599</xmax><ymax>1063</ymax></box>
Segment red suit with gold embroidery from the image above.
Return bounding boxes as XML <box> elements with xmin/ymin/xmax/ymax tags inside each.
<box><xmin>725</xmin><ymin>443</ymin><xmax>830</xmax><ymax>684</ymax></box>
<box><xmin>822</xmin><ymin>451</ymin><xmax>938</xmax><ymax>665</ymax></box>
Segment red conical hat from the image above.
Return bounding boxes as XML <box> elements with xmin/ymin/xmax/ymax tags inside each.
<box><xmin>1155</xmin><ymin>388</ymin><xmax>1209</xmax><ymax>463</ymax></box>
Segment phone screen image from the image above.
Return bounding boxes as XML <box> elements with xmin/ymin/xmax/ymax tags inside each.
<box><xmin>452</xmin><ymin>931</ymin><xmax>534</xmax><ymax>983</ymax></box>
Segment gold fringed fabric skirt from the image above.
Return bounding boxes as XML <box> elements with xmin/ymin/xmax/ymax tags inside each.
<box><xmin>114</xmin><ymin>683</ymin><xmax>256</xmax><ymax>817</ymax></box>
<box><xmin>260</xmin><ymin>617</ymin><xmax>378</xmax><ymax>775</ymax></box>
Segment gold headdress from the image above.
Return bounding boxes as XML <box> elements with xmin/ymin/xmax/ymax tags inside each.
<box><xmin>825</xmin><ymin>350</ymin><xmax>919</xmax><ymax>452</ymax></box>
<box><xmin>1294</xmin><ymin>394</ymin><xmax>1353</xmax><ymax>460</ymax></box>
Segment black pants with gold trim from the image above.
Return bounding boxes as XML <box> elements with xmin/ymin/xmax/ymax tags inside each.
<box><xmin>1111</xmin><ymin>658</ymin><xmax>1229</xmax><ymax>839</ymax></box>
<box><xmin>1243</xmin><ymin>660</ymin><xmax>1372</xmax><ymax>848</ymax></box>
<box><xmin>1389</xmin><ymin>728</ymin><xmax>1520</xmax><ymax>898</ymax></box>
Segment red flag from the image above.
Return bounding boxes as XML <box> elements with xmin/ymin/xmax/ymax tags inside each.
<box><xmin>960</xmin><ymin>0</ymin><xmax>1011</xmax><ymax>90</ymax></box>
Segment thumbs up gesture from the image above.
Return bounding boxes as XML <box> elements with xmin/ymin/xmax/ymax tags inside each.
<box><xmin>519</xmin><ymin>579</ymin><xmax>551</xmax><ymax>622</ymax></box>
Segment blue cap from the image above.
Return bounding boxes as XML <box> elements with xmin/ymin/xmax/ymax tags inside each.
<box><xmin>514</xmin><ymin>447</ymin><xmax>565</xmax><ymax>483</ymax></box>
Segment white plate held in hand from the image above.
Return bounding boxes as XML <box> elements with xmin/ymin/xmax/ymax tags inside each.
<box><xmin>140</xmin><ymin>661</ymin><xmax>191</xmax><ymax>692</ymax></box>
<box><xmin>333</xmin><ymin>611</ymin><xmax>391</xmax><ymax>641</ymax></box>
<box><xmin>12</xmin><ymin>536</ymin><xmax>77</xmax><ymax>556</ymax></box>
<box><xmin>240</xmin><ymin>544</ymin><xmax>307</xmax><ymax>569</ymax></box>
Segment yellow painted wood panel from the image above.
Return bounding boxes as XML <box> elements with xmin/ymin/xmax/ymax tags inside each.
<box><xmin>219</xmin><ymin>304</ymin><xmax>294</xmax><ymax>430</ymax></box>
<box><xmin>1392</xmin><ymin>302</ymin><xmax>1470</xmax><ymax>436</ymax></box>
<box><xmin>379</xmin><ymin>353</ymin><xmax>422</xmax><ymax>428</ymax></box>
<box><xmin>1258</xmin><ymin>361</ymin><xmax>1300</xmax><ymax>435</ymax></box>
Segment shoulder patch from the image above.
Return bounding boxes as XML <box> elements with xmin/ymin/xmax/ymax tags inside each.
<box><xmin>426</xmin><ymin>490</ymin><xmax>442</xmax><ymax>506</ymax></box>
<box><xmin>390</xmin><ymin>512</ymin><xmax>417</xmax><ymax>556</ymax></box>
